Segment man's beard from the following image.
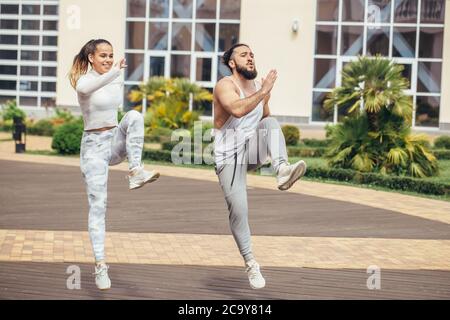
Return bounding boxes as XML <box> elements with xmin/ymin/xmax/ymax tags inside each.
<box><xmin>235</xmin><ymin>64</ymin><xmax>258</xmax><ymax>80</ymax></box>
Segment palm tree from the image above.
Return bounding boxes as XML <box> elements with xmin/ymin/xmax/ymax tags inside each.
<box><xmin>324</xmin><ymin>55</ymin><xmax>412</xmax><ymax>131</ymax></box>
<box><xmin>324</xmin><ymin>55</ymin><xmax>438</xmax><ymax>178</ymax></box>
<box><xmin>128</xmin><ymin>77</ymin><xmax>213</xmax><ymax>130</ymax></box>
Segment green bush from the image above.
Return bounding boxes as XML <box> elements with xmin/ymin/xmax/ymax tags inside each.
<box><xmin>305</xmin><ymin>166</ymin><xmax>450</xmax><ymax>196</ymax></box>
<box><xmin>434</xmin><ymin>136</ymin><xmax>450</xmax><ymax>150</ymax></box>
<box><xmin>1</xmin><ymin>100</ymin><xmax>26</xmax><ymax>122</ymax></box>
<box><xmin>51</xmin><ymin>119</ymin><xmax>84</xmax><ymax>155</ymax></box>
<box><xmin>287</xmin><ymin>146</ymin><xmax>327</xmax><ymax>158</ymax></box>
<box><xmin>190</xmin><ymin>121</ymin><xmax>214</xmax><ymax>138</ymax></box>
<box><xmin>161</xmin><ymin>141</ymin><xmax>211</xmax><ymax>153</ymax></box>
<box><xmin>142</xmin><ymin>148</ymin><xmax>213</xmax><ymax>165</ymax></box>
<box><xmin>142</xmin><ymin>149</ymin><xmax>173</xmax><ymax>162</ymax></box>
<box><xmin>301</xmin><ymin>138</ymin><xmax>330</xmax><ymax>148</ymax></box>
<box><xmin>324</xmin><ymin>124</ymin><xmax>334</xmax><ymax>138</ymax></box>
<box><xmin>145</xmin><ymin>127</ymin><xmax>174</xmax><ymax>143</ymax></box>
<box><xmin>28</xmin><ymin>119</ymin><xmax>55</xmax><ymax>136</ymax></box>
<box><xmin>0</xmin><ymin>120</ymin><xmax>13</xmax><ymax>132</ymax></box>
<box><xmin>53</xmin><ymin>108</ymin><xmax>74</xmax><ymax>122</ymax></box>
<box><xmin>281</xmin><ymin>125</ymin><xmax>300</xmax><ymax>146</ymax></box>
<box><xmin>434</xmin><ymin>150</ymin><xmax>450</xmax><ymax>160</ymax></box>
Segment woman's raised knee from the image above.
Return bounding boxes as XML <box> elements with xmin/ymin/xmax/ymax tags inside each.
<box><xmin>126</xmin><ymin>110</ymin><xmax>144</xmax><ymax>123</ymax></box>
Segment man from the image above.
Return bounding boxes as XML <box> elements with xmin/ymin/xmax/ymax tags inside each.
<box><xmin>213</xmin><ymin>43</ymin><xmax>307</xmax><ymax>289</ymax></box>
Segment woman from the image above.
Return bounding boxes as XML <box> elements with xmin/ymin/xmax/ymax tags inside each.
<box><xmin>70</xmin><ymin>39</ymin><xmax>160</xmax><ymax>290</ymax></box>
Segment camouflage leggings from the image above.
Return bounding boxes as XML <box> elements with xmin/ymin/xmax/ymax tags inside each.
<box><xmin>80</xmin><ymin>110</ymin><xmax>144</xmax><ymax>262</ymax></box>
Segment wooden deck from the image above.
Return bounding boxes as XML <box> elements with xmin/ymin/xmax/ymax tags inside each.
<box><xmin>1</xmin><ymin>262</ymin><xmax>449</xmax><ymax>300</ymax></box>
<box><xmin>0</xmin><ymin>160</ymin><xmax>449</xmax><ymax>299</ymax></box>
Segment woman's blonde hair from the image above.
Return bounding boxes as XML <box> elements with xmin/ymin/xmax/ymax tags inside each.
<box><xmin>69</xmin><ymin>39</ymin><xmax>112</xmax><ymax>89</ymax></box>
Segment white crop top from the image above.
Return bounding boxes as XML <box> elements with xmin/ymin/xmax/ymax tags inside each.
<box><xmin>76</xmin><ymin>66</ymin><xmax>123</xmax><ymax>131</ymax></box>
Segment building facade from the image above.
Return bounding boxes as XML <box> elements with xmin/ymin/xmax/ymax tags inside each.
<box><xmin>1</xmin><ymin>0</ymin><xmax>449</xmax><ymax>132</ymax></box>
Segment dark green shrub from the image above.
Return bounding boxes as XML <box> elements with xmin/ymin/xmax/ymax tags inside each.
<box><xmin>145</xmin><ymin>127</ymin><xmax>174</xmax><ymax>143</ymax></box>
<box><xmin>305</xmin><ymin>166</ymin><xmax>449</xmax><ymax>196</ymax></box>
<box><xmin>142</xmin><ymin>148</ymin><xmax>213</xmax><ymax>165</ymax></box>
<box><xmin>281</xmin><ymin>125</ymin><xmax>300</xmax><ymax>146</ymax></box>
<box><xmin>287</xmin><ymin>146</ymin><xmax>327</xmax><ymax>158</ymax></box>
<box><xmin>190</xmin><ymin>121</ymin><xmax>214</xmax><ymax>138</ymax></box>
<box><xmin>434</xmin><ymin>136</ymin><xmax>450</xmax><ymax>150</ymax></box>
<box><xmin>1</xmin><ymin>100</ymin><xmax>26</xmax><ymax>122</ymax></box>
<box><xmin>51</xmin><ymin>119</ymin><xmax>84</xmax><ymax>154</ymax></box>
<box><xmin>28</xmin><ymin>119</ymin><xmax>55</xmax><ymax>136</ymax></box>
<box><xmin>0</xmin><ymin>120</ymin><xmax>13</xmax><ymax>132</ymax></box>
<box><xmin>434</xmin><ymin>150</ymin><xmax>450</xmax><ymax>160</ymax></box>
<box><xmin>301</xmin><ymin>138</ymin><xmax>330</xmax><ymax>148</ymax></box>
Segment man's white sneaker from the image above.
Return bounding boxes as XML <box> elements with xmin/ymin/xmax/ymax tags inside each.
<box><xmin>94</xmin><ymin>263</ymin><xmax>111</xmax><ymax>290</ymax></box>
<box><xmin>128</xmin><ymin>165</ymin><xmax>160</xmax><ymax>190</ymax></box>
<box><xmin>277</xmin><ymin>160</ymin><xmax>307</xmax><ymax>191</ymax></box>
<box><xmin>245</xmin><ymin>259</ymin><xmax>266</xmax><ymax>290</ymax></box>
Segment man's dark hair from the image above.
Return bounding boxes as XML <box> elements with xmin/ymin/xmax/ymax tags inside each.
<box><xmin>222</xmin><ymin>43</ymin><xmax>250</xmax><ymax>72</ymax></box>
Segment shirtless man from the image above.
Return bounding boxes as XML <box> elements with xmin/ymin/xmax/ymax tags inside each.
<box><xmin>213</xmin><ymin>43</ymin><xmax>307</xmax><ymax>289</ymax></box>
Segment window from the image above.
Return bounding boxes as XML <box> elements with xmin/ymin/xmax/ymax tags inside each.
<box><xmin>124</xmin><ymin>0</ymin><xmax>241</xmax><ymax>113</ymax></box>
<box><xmin>312</xmin><ymin>0</ymin><xmax>445</xmax><ymax>128</ymax></box>
<box><xmin>42</xmin><ymin>67</ymin><xmax>57</xmax><ymax>77</ymax></box>
<box><xmin>1</xmin><ymin>5</ymin><xmax>19</xmax><ymax>15</ymax></box>
<box><xmin>0</xmin><ymin>65</ymin><xmax>17</xmax><ymax>75</ymax></box>
<box><xmin>171</xmin><ymin>54</ymin><xmax>190</xmax><ymax>78</ymax></box>
<box><xmin>21</xmin><ymin>66</ymin><xmax>39</xmax><ymax>76</ymax></box>
<box><xmin>43</xmin><ymin>5</ymin><xmax>58</xmax><ymax>16</ymax></box>
<box><xmin>43</xmin><ymin>36</ymin><xmax>58</xmax><ymax>46</ymax></box>
<box><xmin>20</xmin><ymin>81</ymin><xmax>38</xmax><ymax>91</ymax></box>
<box><xmin>1</xmin><ymin>20</ymin><xmax>19</xmax><ymax>29</ymax></box>
<box><xmin>22</xmin><ymin>35</ymin><xmax>40</xmax><ymax>46</ymax></box>
<box><xmin>22</xmin><ymin>5</ymin><xmax>40</xmax><ymax>15</ymax></box>
<box><xmin>0</xmin><ymin>35</ymin><xmax>18</xmax><ymax>45</ymax></box>
<box><xmin>0</xmin><ymin>0</ymin><xmax>59</xmax><ymax>108</ymax></box>
<box><xmin>125</xmin><ymin>53</ymin><xmax>144</xmax><ymax>82</ymax></box>
<box><xmin>41</xmin><ymin>82</ymin><xmax>56</xmax><ymax>92</ymax></box>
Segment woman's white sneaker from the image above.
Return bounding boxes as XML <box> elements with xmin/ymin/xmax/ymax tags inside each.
<box><xmin>245</xmin><ymin>259</ymin><xmax>266</xmax><ymax>289</ymax></box>
<box><xmin>94</xmin><ymin>263</ymin><xmax>111</xmax><ymax>290</ymax></box>
<box><xmin>128</xmin><ymin>165</ymin><xmax>160</xmax><ymax>190</ymax></box>
<box><xmin>277</xmin><ymin>160</ymin><xmax>307</xmax><ymax>191</ymax></box>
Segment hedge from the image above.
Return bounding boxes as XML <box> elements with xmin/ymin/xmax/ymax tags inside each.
<box><xmin>434</xmin><ymin>135</ymin><xmax>450</xmax><ymax>149</ymax></box>
<box><xmin>0</xmin><ymin>120</ymin><xmax>13</xmax><ymax>132</ymax></box>
<box><xmin>142</xmin><ymin>149</ymin><xmax>214</xmax><ymax>165</ymax></box>
<box><xmin>27</xmin><ymin>119</ymin><xmax>55</xmax><ymax>136</ymax></box>
<box><xmin>305</xmin><ymin>167</ymin><xmax>450</xmax><ymax>196</ymax></box>
<box><xmin>145</xmin><ymin>127</ymin><xmax>174</xmax><ymax>143</ymax></box>
<box><xmin>287</xmin><ymin>147</ymin><xmax>450</xmax><ymax>160</ymax></box>
<box><xmin>301</xmin><ymin>139</ymin><xmax>330</xmax><ymax>148</ymax></box>
<box><xmin>141</xmin><ymin>149</ymin><xmax>449</xmax><ymax>196</ymax></box>
<box><xmin>434</xmin><ymin>150</ymin><xmax>450</xmax><ymax>160</ymax></box>
<box><xmin>281</xmin><ymin>125</ymin><xmax>300</xmax><ymax>146</ymax></box>
<box><xmin>287</xmin><ymin>146</ymin><xmax>327</xmax><ymax>158</ymax></box>
<box><xmin>161</xmin><ymin>141</ymin><xmax>213</xmax><ymax>152</ymax></box>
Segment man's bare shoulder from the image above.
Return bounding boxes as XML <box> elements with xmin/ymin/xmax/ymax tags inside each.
<box><xmin>215</xmin><ymin>77</ymin><xmax>233</xmax><ymax>89</ymax></box>
<box><xmin>214</xmin><ymin>77</ymin><xmax>237</xmax><ymax>95</ymax></box>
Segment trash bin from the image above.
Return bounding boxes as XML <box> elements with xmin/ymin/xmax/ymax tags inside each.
<box><xmin>13</xmin><ymin>117</ymin><xmax>26</xmax><ymax>153</ymax></box>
